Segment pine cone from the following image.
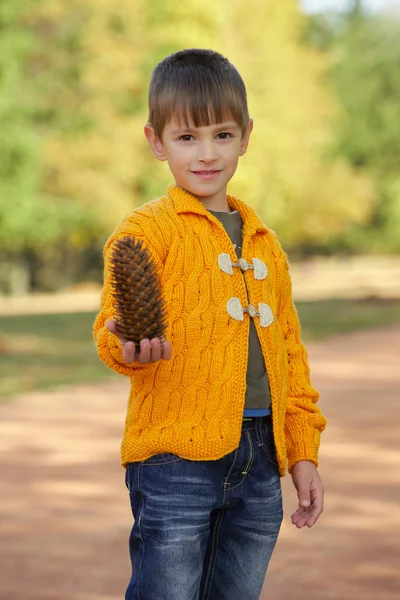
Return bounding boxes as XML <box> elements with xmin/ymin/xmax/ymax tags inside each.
<box><xmin>110</xmin><ymin>236</ymin><xmax>167</xmax><ymax>348</ymax></box>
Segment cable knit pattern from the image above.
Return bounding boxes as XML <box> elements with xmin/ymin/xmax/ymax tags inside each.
<box><xmin>93</xmin><ymin>185</ymin><xmax>327</xmax><ymax>476</ymax></box>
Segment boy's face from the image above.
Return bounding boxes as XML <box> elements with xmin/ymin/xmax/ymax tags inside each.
<box><xmin>145</xmin><ymin>116</ymin><xmax>253</xmax><ymax>207</ymax></box>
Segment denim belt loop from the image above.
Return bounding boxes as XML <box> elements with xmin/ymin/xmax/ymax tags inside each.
<box><xmin>254</xmin><ymin>417</ymin><xmax>264</xmax><ymax>446</ymax></box>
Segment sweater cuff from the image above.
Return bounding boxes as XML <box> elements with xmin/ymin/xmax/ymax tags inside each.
<box><xmin>93</xmin><ymin>328</ymin><xmax>134</xmax><ymax>376</ymax></box>
<box><xmin>94</xmin><ymin>326</ymin><xmax>150</xmax><ymax>376</ymax></box>
<box><xmin>285</xmin><ymin>417</ymin><xmax>322</xmax><ymax>473</ymax></box>
<box><xmin>108</xmin><ymin>329</ymin><xmax>157</xmax><ymax>371</ymax></box>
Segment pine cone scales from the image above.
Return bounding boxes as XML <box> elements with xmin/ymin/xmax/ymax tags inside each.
<box><xmin>110</xmin><ymin>236</ymin><xmax>167</xmax><ymax>347</ymax></box>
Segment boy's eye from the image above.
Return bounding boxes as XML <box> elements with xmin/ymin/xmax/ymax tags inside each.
<box><xmin>217</xmin><ymin>132</ymin><xmax>231</xmax><ymax>139</ymax></box>
<box><xmin>179</xmin><ymin>135</ymin><xmax>194</xmax><ymax>141</ymax></box>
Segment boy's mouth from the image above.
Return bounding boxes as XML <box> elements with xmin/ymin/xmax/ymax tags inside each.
<box><xmin>191</xmin><ymin>170</ymin><xmax>222</xmax><ymax>179</ymax></box>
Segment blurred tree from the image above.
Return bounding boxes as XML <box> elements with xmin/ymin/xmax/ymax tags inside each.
<box><xmin>28</xmin><ymin>0</ymin><xmax>376</xmax><ymax>248</ymax></box>
<box><xmin>221</xmin><ymin>0</ymin><xmax>376</xmax><ymax>247</ymax></box>
<box><xmin>1</xmin><ymin>0</ymin><xmax>217</xmax><ymax>291</ymax></box>
<box><xmin>29</xmin><ymin>0</ymin><xmax>218</xmax><ymax>231</ymax></box>
<box><xmin>305</xmin><ymin>3</ymin><xmax>400</xmax><ymax>252</ymax></box>
<box><xmin>1</xmin><ymin>0</ymin><xmax>389</xmax><ymax>294</ymax></box>
<box><xmin>29</xmin><ymin>0</ymin><xmax>148</xmax><ymax>234</ymax></box>
<box><xmin>0</xmin><ymin>0</ymin><xmax>98</xmax><ymax>293</ymax></box>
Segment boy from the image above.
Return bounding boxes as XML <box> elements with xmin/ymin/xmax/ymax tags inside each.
<box><xmin>93</xmin><ymin>49</ymin><xmax>327</xmax><ymax>600</ymax></box>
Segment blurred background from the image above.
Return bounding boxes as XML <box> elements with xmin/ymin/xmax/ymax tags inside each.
<box><xmin>0</xmin><ymin>0</ymin><xmax>399</xmax><ymax>598</ymax></box>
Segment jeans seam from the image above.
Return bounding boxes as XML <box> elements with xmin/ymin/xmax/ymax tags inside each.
<box><xmin>255</xmin><ymin>419</ymin><xmax>263</xmax><ymax>445</ymax></box>
<box><xmin>223</xmin><ymin>447</ymin><xmax>238</xmax><ymax>495</ymax></box>
<box><xmin>136</xmin><ymin>464</ymin><xmax>145</xmax><ymax>600</ymax></box>
<box><xmin>261</xmin><ymin>442</ymin><xmax>279</xmax><ymax>467</ymax></box>
<box><xmin>125</xmin><ymin>465</ymin><xmax>130</xmax><ymax>492</ymax></box>
<box><xmin>202</xmin><ymin>507</ymin><xmax>226</xmax><ymax>600</ymax></box>
<box><xmin>255</xmin><ymin>419</ymin><xmax>278</xmax><ymax>467</ymax></box>
<box><xmin>227</xmin><ymin>430</ymin><xmax>255</xmax><ymax>491</ymax></box>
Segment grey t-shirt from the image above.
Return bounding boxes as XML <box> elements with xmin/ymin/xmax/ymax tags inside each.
<box><xmin>207</xmin><ymin>208</ymin><xmax>272</xmax><ymax>411</ymax></box>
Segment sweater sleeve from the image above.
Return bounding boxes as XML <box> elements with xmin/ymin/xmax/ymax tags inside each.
<box><xmin>276</xmin><ymin>248</ymin><xmax>327</xmax><ymax>473</ymax></box>
<box><xmin>93</xmin><ymin>226</ymin><xmax>165</xmax><ymax>377</ymax></box>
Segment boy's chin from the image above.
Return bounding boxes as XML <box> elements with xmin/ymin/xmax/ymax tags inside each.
<box><xmin>175</xmin><ymin>180</ymin><xmax>228</xmax><ymax>198</ymax></box>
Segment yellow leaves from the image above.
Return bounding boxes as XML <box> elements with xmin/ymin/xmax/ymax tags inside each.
<box><xmin>30</xmin><ymin>0</ymin><xmax>376</xmax><ymax>248</ymax></box>
<box><xmin>44</xmin><ymin>120</ymin><xmax>147</xmax><ymax>224</ymax></box>
<box><xmin>216</xmin><ymin>0</ymin><xmax>376</xmax><ymax>244</ymax></box>
<box><xmin>277</xmin><ymin>161</ymin><xmax>377</xmax><ymax>245</ymax></box>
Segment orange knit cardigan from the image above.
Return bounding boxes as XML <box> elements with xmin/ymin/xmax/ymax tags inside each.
<box><xmin>93</xmin><ymin>185</ymin><xmax>327</xmax><ymax>476</ymax></box>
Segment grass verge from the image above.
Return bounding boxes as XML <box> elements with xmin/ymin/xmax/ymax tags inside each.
<box><xmin>0</xmin><ymin>297</ymin><xmax>399</xmax><ymax>398</ymax></box>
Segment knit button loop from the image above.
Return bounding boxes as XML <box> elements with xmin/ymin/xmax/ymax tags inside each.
<box><xmin>248</xmin><ymin>304</ymin><xmax>257</xmax><ymax>317</ymax></box>
<box><xmin>238</xmin><ymin>258</ymin><xmax>249</xmax><ymax>271</ymax></box>
<box><xmin>226</xmin><ymin>298</ymin><xmax>274</xmax><ymax>327</ymax></box>
<box><xmin>218</xmin><ymin>253</ymin><xmax>268</xmax><ymax>280</ymax></box>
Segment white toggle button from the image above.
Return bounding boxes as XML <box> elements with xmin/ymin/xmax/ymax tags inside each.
<box><xmin>252</xmin><ymin>258</ymin><xmax>268</xmax><ymax>280</ymax></box>
<box><xmin>258</xmin><ymin>303</ymin><xmax>274</xmax><ymax>327</ymax></box>
<box><xmin>248</xmin><ymin>304</ymin><xmax>257</xmax><ymax>317</ymax></box>
<box><xmin>226</xmin><ymin>297</ymin><xmax>244</xmax><ymax>321</ymax></box>
<box><xmin>238</xmin><ymin>258</ymin><xmax>249</xmax><ymax>271</ymax></box>
<box><xmin>218</xmin><ymin>253</ymin><xmax>268</xmax><ymax>280</ymax></box>
<box><xmin>227</xmin><ymin>299</ymin><xmax>274</xmax><ymax>327</ymax></box>
<box><xmin>218</xmin><ymin>253</ymin><xmax>234</xmax><ymax>275</ymax></box>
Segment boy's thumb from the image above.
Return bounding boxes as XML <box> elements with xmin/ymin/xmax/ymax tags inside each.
<box><xmin>106</xmin><ymin>319</ymin><xmax>116</xmax><ymax>332</ymax></box>
<box><xmin>297</xmin><ymin>489</ymin><xmax>310</xmax><ymax>508</ymax></box>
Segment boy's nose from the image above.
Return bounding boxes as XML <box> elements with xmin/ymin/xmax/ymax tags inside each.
<box><xmin>197</xmin><ymin>142</ymin><xmax>217</xmax><ymax>163</ymax></box>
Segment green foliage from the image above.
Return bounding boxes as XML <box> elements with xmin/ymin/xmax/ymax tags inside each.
<box><xmin>221</xmin><ymin>0</ymin><xmax>375</xmax><ymax>246</ymax></box>
<box><xmin>305</xmin><ymin>7</ymin><xmax>400</xmax><ymax>252</ymax></box>
<box><xmin>330</xmin><ymin>15</ymin><xmax>400</xmax><ymax>176</ymax></box>
<box><xmin>1</xmin><ymin>0</ymin><xmax>398</xmax><ymax>293</ymax></box>
<box><xmin>0</xmin><ymin>0</ymin><xmax>102</xmax><ymax>256</ymax></box>
<box><xmin>21</xmin><ymin>0</ymin><xmax>378</xmax><ymax>246</ymax></box>
<box><xmin>0</xmin><ymin>0</ymin><xmax>44</xmax><ymax>250</ymax></box>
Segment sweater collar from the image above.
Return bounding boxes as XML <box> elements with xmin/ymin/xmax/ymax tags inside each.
<box><xmin>167</xmin><ymin>184</ymin><xmax>269</xmax><ymax>236</ymax></box>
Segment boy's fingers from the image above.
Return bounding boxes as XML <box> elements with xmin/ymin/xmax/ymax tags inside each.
<box><xmin>150</xmin><ymin>338</ymin><xmax>161</xmax><ymax>362</ymax></box>
<box><xmin>106</xmin><ymin>319</ymin><xmax>117</xmax><ymax>333</ymax></box>
<box><xmin>293</xmin><ymin>510</ymin><xmax>313</xmax><ymax>528</ymax></box>
<box><xmin>297</xmin><ymin>488</ymin><xmax>311</xmax><ymax>508</ymax></box>
<box><xmin>292</xmin><ymin>500</ymin><xmax>323</xmax><ymax>528</ymax></box>
<box><xmin>161</xmin><ymin>340</ymin><xmax>172</xmax><ymax>360</ymax></box>
<box><xmin>291</xmin><ymin>506</ymin><xmax>307</xmax><ymax>519</ymax></box>
<box><xmin>292</xmin><ymin>475</ymin><xmax>324</xmax><ymax>528</ymax></box>
<box><xmin>138</xmin><ymin>339</ymin><xmax>151</xmax><ymax>363</ymax></box>
<box><xmin>107</xmin><ymin>319</ymin><xmax>126</xmax><ymax>343</ymax></box>
<box><xmin>305</xmin><ymin>506</ymin><xmax>322</xmax><ymax>528</ymax></box>
<box><xmin>121</xmin><ymin>337</ymin><xmax>172</xmax><ymax>364</ymax></box>
<box><xmin>306</xmin><ymin>515</ymin><xmax>318</xmax><ymax>528</ymax></box>
<box><xmin>123</xmin><ymin>341</ymin><xmax>137</xmax><ymax>364</ymax></box>
<box><xmin>310</xmin><ymin>494</ymin><xmax>323</xmax><ymax>522</ymax></box>
<box><xmin>291</xmin><ymin>507</ymin><xmax>307</xmax><ymax>525</ymax></box>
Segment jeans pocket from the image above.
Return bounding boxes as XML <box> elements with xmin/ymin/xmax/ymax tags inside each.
<box><xmin>260</xmin><ymin>426</ymin><xmax>279</xmax><ymax>467</ymax></box>
<box><xmin>141</xmin><ymin>453</ymin><xmax>183</xmax><ymax>466</ymax></box>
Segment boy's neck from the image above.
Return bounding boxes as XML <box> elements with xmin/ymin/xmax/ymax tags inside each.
<box><xmin>178</xmin><ymin>184</ymin><xmax>231</xmax><ymax>213</ymax></box>
<box><xmin>202</xmin><ymin>197</ymin><xmax>232</xmax><ymax>213</ymax></box>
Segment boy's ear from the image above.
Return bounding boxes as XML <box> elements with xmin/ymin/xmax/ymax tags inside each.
<box><xmin>239</xmin><ymin>118</ymin><xmax>254</xmax><ymax>156</ymax></box>
<box><xmin>144</xmin><ymin>124</ymin><xmax>167</xmax><ymax>161</ymax></box>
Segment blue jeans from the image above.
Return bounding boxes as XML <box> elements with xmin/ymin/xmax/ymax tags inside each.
<box><xmin>124</xmin><ymin>416</ymin><xmax>283</xmax><ymax>600</ymax></box>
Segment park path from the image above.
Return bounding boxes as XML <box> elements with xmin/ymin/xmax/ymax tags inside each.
<box><xmin>0</xmin><ymin>325</ymin><xmax>399</xmax><ymax>600</ymax></box>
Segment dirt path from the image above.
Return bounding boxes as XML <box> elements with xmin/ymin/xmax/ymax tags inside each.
<box><xmin>0</xmin><ymin>326</ymin><xmax>399</xmax><ymax>600</ymax></box>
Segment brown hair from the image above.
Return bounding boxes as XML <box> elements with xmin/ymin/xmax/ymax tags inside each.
<box><xmin>148</xmin><ymin>49</ymin><xmax>249</xmax><ymax>139</ymax></box>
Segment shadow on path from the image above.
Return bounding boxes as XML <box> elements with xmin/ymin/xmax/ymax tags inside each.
<box><xmin>0</xmin><ymin>326</ymin><xmax>399</xmax><ymax>600</ymax></box>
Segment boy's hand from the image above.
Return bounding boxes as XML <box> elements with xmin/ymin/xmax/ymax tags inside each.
<box><xmin>290</xmin><ymin>460</ymin><xmax>324</xmax><ymax>528</ymax></box>
<box><xmin>106</xmin><ymin>319</ymin><xmax>172</xmax><ymax>364</ymax></box>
